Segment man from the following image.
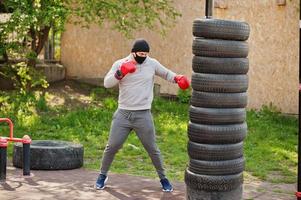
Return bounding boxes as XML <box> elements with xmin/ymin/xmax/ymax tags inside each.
<box><xmin>95</xmin><ymin>39</ymin><xmax>190</xmax><ymax>192</ymax></box>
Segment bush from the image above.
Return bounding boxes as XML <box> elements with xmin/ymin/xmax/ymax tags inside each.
<box><xmin>177</xmin><ymin>87</ymin><xmax>191</xmax><ymax>103</ymax></box>
<box><xmin>0</xmin><ymin>62</ymin><xmax>49</xmax><ymax>93</ymax></box>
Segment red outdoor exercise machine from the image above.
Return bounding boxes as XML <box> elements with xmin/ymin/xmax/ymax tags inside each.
<box><xmin>0</xmin><ymin>118</ymin><xmax>31</xmax><ymax>181</ymax></box>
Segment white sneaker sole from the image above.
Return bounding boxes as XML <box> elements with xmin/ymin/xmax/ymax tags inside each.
<box><xmin>95</xmin><ymin>177</ymin><xmax>108</xmax><ymax>190</ymax></box>
<box><xmin>162</xmin><ymin>188</ymin><xmax>173</xmax><ymax>192</ymax></box>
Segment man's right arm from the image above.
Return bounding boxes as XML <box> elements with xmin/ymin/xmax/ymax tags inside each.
<box><xmin>104</xmin><ymin>60</ymin><xmax>137</xmax><ymax>88</ymax></box>
<box><xmin>104</xmin><ymin>62</ymin><xmax>120</xmax><ymax>88</ymax></box>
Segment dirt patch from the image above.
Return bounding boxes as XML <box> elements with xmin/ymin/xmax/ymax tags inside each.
<box><xmin>44</xmin><ymin>80</ymin><xmax>95</xmax><ymax>108</ymax></box>
<box><xmin>243</xmin><ymin>172</ymin><xmax>296</xmax><ymax>200</ymax></box>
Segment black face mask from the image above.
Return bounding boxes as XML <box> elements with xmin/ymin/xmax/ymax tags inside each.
<box><xmin>134</xmin><ymin>53</ymin><xmax>147</xmax><ymax>64</ymax></box>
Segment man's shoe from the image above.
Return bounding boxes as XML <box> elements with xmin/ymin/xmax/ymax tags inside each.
<box><xmin>160</xmin><ymin>178</ymin><xmax>173</xmax><ymax>192</ymax></box>
<box><xmin>95</xmin><ymin>174</ymin><xmax>108</xmax><ymax>190</ymax></box>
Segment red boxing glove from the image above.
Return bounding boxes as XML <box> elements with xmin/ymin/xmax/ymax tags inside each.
<box><xmin>115</xmin><ymin>60</ymin><xmax>136</xmax><ymax>80</ymax></box>
<box><xmin>120</xmin><ymin>60</ymin><xmax>136</xmax><ymax>76</ymax></box>
<box><xmin>174</xmin><ymin>75</ymin><xmax>190</xmax><ymax>90</ymax></box>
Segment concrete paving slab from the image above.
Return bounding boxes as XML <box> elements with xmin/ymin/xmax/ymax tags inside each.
<box><xmin>0</xmin><ymin>166</ymin><xmax>296</xmax><ymax>200</ymax></box>
<box><xmin>0</xmin><ymin>166</ymin><xmax>185</xmax><ymax>200</ymax></box>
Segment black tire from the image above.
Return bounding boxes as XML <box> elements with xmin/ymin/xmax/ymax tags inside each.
<box><xmin>187</xmin><ymin>141</ymin><xmax>243</xmax><ymax>161</ymax></box>
<box><xmin>189</xmin><ymin>106</ymin><xmax>246</xmax><ymax>125</ymax></box>
<box><xmin>190</xmin><ymin>91</ymin><xmax>247</xmax><ymax>108</ymax></box>
<box><xmin>186</xmin><ymin>184</ymin><xmax>243</xmax><ymax>200</ymax></box>
<box><xmin>185</xmin><ymin>169</ymin><xmax>243</xmax><ymax>192</ymax></box>
<box><xmin>192</xmin><ymin>56</ymin><xmax>249</xmax><ymax>74</ymax></box>
<box><xmin>13</xmin><ymin>140</ymin><xmax>84</xmax><ymax>170</ymax></box>
<box><xmin>191</xmin><ymin>73</ymin><xmax>248</xmax><ymax>93</ymax></box>
<box><xmin>192</xmin><ymin>38</ymin><xmax>248</xmax><ymax>58</ymax></box>
<box><xmin>187</xmin><ymin>122</ymin><xmax>247</xmax><ymax>144</ymax></box>
<box><xmin>193</xmin><ymin>18</ymin><xmax>250</xmax><ymax>41</ymax></box>
<box><xmin>188</xmin><ymin>157</ymin><xmax>245</xmax><ymax>175</ymax></box>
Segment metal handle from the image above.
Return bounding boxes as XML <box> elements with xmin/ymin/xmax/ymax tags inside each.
<box><xmin>0</xmin><ymin>118</ymin><xmax>14</xmax><ymax>139</ymax></box>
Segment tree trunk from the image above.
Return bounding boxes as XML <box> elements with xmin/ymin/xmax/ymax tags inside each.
<box><xmin>28</xmin><ymin>26</ymin><xmax>50</xmax><ymax>67</ymax></box>
<box><xmin>35</xmin><ymin>26</ymin><xmax>50</xmax><ymax>56</ymax></box>
<box><xmin>29</xmin><ymin>26</ymin><xmax>37</xmax><ymax>67</ymax></box>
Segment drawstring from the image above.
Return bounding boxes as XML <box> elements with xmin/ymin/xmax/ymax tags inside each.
<box><xmin>127</xmin><ymin>112</ymin><xmax>133</xmax><ymax>120</ymax></box>
<box><xmin>120</xmin><ymin>109</ymin><xmax>133</xmax><ymax>120</ymax></box>
<box><xmin>119</xmin><ymin>109</ymin><xmax>149</xmax><ymax>120</ymax></box>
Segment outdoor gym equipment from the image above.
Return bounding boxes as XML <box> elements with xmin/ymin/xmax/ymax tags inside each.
<box><xmin>185</xmin><ymin>0</ymin><xmax>250</xmax><ymax>199</ymax></box>
<box><xmin>0</xmin><ymin>118</ymin><xmax>31</xmax><ymax>181</ymax></box>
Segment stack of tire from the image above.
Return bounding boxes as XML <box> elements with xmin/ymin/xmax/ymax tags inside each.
<box><xmin>185</xmin><ymin>18</ymin><xmax>250</xmax><ymax>200</ymax></box>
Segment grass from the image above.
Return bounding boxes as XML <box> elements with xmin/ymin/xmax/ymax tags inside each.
<box><xmin>245</xmin><ymin>105</ymin><xmax>298</xmax><ymax>183</ymax></box>
<box><xmin>0</xmin><ymin>82</ymin><xmax>298</xmax><ymax>183</ymax></box>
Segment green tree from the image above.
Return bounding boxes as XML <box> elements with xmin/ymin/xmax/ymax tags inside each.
<box><xmin>0</xmin><ymin>0</ymin><xmax>180</xmax><ymax>90</ymax></box>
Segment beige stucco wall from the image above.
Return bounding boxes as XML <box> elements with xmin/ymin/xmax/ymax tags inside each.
<box><xmin>61</xmin><ymin>0</ymin><xmax>299</xmax><ymax>114</ymax></box>
<box><xmin>214</xmin><ymin>0</ymin><xmax>299</xmax><ymax>114</ymax></box>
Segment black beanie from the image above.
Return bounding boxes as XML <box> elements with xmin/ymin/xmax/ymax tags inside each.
<box><xmin>131</xmin><ymin>39</ymin><xmax>150</xmax><ymax>52</ymax></box>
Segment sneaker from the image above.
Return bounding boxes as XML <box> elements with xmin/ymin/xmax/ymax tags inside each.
<box><xmin>160</xmin><ymin>178</ymin><xmax>173</xmax><ymax>192</ymax></box>
<box><xmin>95</xmin><ymin>174</ymin><xmax>108</xmax><ymax>190</ymax></box>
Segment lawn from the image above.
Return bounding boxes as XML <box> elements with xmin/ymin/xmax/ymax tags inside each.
<box><xmin>0</xmin><ymin>81</ymin><xmax>298</xmax><ymax>183</ymax></box>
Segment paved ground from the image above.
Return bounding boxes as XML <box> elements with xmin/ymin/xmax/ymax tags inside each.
<box><xmin>0</xmin><ymin>166</ymin><xmax>297</xmax><ymax>200</ymax></box>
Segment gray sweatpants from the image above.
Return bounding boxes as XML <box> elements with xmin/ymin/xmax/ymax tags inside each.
<box><xmin>100</xmin><ymin>109</ymin><xmax>166</xmax><ymax>179</ymax></box>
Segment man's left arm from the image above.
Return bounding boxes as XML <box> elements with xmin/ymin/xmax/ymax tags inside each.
<box><xmin>154</xmin><ymin>60</ymin><xmax>190</xmax><ymax>90</ymax></box>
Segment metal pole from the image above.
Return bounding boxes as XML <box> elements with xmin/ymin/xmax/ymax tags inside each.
<box><xmin>0</xmin><ymin>147</ymin><xmax>7</xmax><ymax>181</ymax></box>
<box><xmin>205</xmin><ymin>0</ymin><xmax>214</xmax><ymax>18</ymax></box>
<box><xmin>297</xmin><ymin>13</ymin><xmax>301</xmax><ymax>200</ymax></box>
<box><xmin>52</xmin><ymin>28</ymin><xmax>55</xmax><ymax>60</ymax></box>
<box><xmin>22</xmin><ymin>136</ymin><xmax>31</xmax><ymax>176</ymax></box>
<box><xmin>297</xmin><ymin>89</ymin><xmax>301</xmax><ymax>200</ymax></box>
<box><xmin>22</xmin><ymin>143</ymin><xmax>30</xmax><ymax>176</ymax></box>
<box><xmin>0</xmin><ymin>138</ymin><xmax>8</xmax><ymax>181</ymax></box>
